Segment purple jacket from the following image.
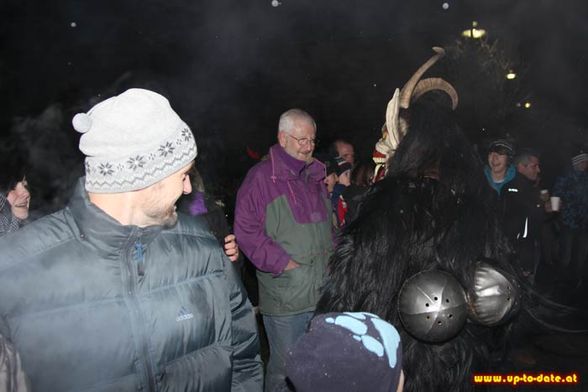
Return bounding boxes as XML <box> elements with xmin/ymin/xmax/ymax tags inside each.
<box><xmin>235</xmin><ymin>144</ymin><xmax>333</xmax><ymax>315</ymax></box>
<box><xmin>234</xmin><ymin>144</ymin><xmax>330</xmax><ymax>275</ymax></box>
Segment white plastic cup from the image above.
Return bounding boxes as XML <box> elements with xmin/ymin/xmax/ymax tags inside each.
<box><xmin>550</xmin><ymin>196</ymin><xmax>561</xmax><ymax>211</ymax></box>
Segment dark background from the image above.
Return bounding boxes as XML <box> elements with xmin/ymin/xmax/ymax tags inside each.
<box><xmin>1</xmin><ymin>0</ymin><xmax>588</xmax><ymax>211</ymax></box>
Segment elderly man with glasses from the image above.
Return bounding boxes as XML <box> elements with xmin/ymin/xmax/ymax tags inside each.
<box><xmin>235</xmin><ymin>108</ymin><xmax>333</xmax><ymax>391</ymax></box>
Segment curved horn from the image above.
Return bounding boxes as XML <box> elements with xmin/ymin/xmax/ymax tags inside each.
<box><xmin>399</xmin><ymin>47</ymin><xmax>446</xmax><ymax>109</ymax></box>
<box><xmin>411</xmin><ymin>77</ymin><xmax>459</xmax><ymax>110</ymax></box>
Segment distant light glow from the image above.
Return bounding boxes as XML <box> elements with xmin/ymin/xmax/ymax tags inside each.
<box><xmin>442</xmin><ymin>2</ymin><xmax>449</xmax><ymax>10</ymax></box>
<box><xmin>462</xmin><ymin>21</ymin><xmax>486</xmax><ymax>39</ymax></box>
<box><xmin>506</xmin><ymin>70</ymin><xmax>516</xmax><ymax>80</ymax></box>
<box><xmin>271</xmin><ymin>0</ymin><xmax>281</xmax><ymax>7</ymax></box>
<box><xmin>70</xmin><ymin>22</ymin><xmax>77</xmax><ymax>28</ymax></box>
<box><xmin>524</xmin><ymin>102</ymin><xmax>532</xmax><ymax>109</ymax></box>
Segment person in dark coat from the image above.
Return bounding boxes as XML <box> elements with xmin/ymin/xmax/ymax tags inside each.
<box><xmin>0</xmin><ymin>89</ymin><xmax>262</xmax><ymax>392</ymax></box>
<box><xmin>553</xmin><ymin>151</ymin><xmax>588</xmax><ymax>285</ymax></box>
<box><xmin>177</xmin><ymin>166</ymin><xmax>242</xmax><ymax>273</ymax></box>
<box><xmin>338</xmin><ymin>160</ymin><xmax>375</xmax><ymax>226</ymax></box>
<box><xmin>501</xmin><ymin>149</ymin><xmax>546</xmax><ymax>281</ymax></box>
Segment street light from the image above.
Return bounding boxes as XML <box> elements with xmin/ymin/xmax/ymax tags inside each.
<box><xmin>462</xmin><ymin>21</ymin><xmax>487</xmax><ymax>39</ymax></box>
<box><xmin>506</xmin><ymin>70</ymin><xmax>517</xmax><ymax>80</ymax></box>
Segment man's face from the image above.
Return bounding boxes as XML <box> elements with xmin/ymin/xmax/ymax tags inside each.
<box><xmin>140</xmin><ymin>162</ymin><xmax>193</xmax><ymax>227</ymax></box>
<box><xmin>279</xmin><ymin>120</ymin><xmax>317</xmax><ymax>163</ymax></box>
<box><xmin>337</xmin><ymin>142</ymin><xmax>355</xmax><ymax>165</ymax></box>
<box><xmin>517</xmin><ymin>156</ymin><xmax>541</xmax><ymax>182</ymax></box>
<box><xmin>488</xmin><ymin>152</ymin><xmax>508</xmax><ymax>175</ymax></box>
<box><xmin>574</xmin><ymin>161</ymin><xmax>588</xmax><ymax>172</ymax></box>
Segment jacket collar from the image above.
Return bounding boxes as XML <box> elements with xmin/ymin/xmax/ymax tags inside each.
<box><xmin>68</xmin><ymin>178</ymin><xmax>163</xmax><ymax>257</ymax></box>
<box><xmin>484</xmin><ymin>164</ymin><xmax>516</xmax><ymax>194</ymax></box>
<box><xmin>269</xmin><ymin>144</ymin><xmax>326</xmax><ymax>182</ymax></box>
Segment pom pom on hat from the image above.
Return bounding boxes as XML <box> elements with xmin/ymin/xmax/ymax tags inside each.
<box><xmin>72</xmin><ymin>113</ymin><xmax>92</xmax><ymax>134</ymax></box>
<box><xmin>75</xmin><ymin>88</ymin><xmax>197</xmax><ymax>193</ymax></box>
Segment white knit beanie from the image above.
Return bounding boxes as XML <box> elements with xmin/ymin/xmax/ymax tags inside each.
<box><xmin>72</xmin><ymin>88</ymin><xmax>197</xmax><ymax>193</ymax></box>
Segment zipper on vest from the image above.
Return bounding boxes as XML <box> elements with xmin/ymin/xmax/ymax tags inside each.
<box><xmin>134</xmin><ymin>240</ymin><xmax>145</xmax><ymax>279</ymax></box>
<box><xmin>124</xmin><ymin>232</ymin><xmax>156</xmax><ymax>391</ymax></box>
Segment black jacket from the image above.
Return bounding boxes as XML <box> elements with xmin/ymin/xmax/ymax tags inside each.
<box><xmin>501</xmin><ymin>173</ymin><xmax>545</xmax><ymax>243</ymax></box>
<box><xmin>0</xmin><ymin>180</ymin><xmax>262</xmax><ymax>392</ymax></box>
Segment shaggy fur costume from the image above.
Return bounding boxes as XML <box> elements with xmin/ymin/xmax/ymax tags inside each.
<box><xmin>316</xmin><ymin>96</ymin><xmax>519</xmax><ymax>392</ymax></box>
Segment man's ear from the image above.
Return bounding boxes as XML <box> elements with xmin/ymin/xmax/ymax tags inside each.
<box><xmin>278</xmin><ymin>131</ymin><xmax>287</xmax><ymax>148</ymax></box>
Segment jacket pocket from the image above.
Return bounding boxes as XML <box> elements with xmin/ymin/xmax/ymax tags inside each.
<box><xmin>275</xmin><ymin>265</ymin><xmax>314</xmax><ymax>312</ymax></box>
<box><xmin>161</xmin><ymin>344</ymin><xmax>233</xmax><ymax>392</ymax></box>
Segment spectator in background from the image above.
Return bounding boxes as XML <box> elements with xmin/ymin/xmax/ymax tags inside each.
<box><xmin>177</xmin><ymin>166</ymin><xmax>240</xmax><ymax>264</ymax></box>
<box><xmin>553</xmin><ymin>151</ymin><xmax>588</xmax><ymax>286</ymax></box>
<box><xmin>331</xmin><ymin>157</ymin><xmax>352</xmax><ymax>228</ymax></box>
<box><xmin>332</xmin><ymin>139</ymin><xmax>355</xmax><ymax>165</ymax></box>
<box><xmin>484</xmin><ymin>139</ymin><xmax>516</xmax><ymax>195</ymax></box>
<box><xmin>338</xmin><ymin>160</ymin><xmax>375</xmax><ymax>226</ymax></box>
<box><xmin>0</xmin><ymin>158</ymin><xmax>31</xmax><ymax>237</ymax></box>
<box><xmin>323</xmin><ymin>156</ymin><xmax>339</xmax><ymax>199</ymax></box>
<box><xmin>234</xmin><ymin>109</ymin><xmax>333</xmax><ymax>391</ymax></box>
<box><xmin>503</xmin><ymin>148</ymin><xmax>546</xmax><ymax>281</ymax></box>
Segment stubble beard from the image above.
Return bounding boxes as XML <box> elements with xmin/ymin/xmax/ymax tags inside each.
<box><xmin>144</xmin><ymin>204</ymin><xmax>178</xmax><ymax>228</ymax></box>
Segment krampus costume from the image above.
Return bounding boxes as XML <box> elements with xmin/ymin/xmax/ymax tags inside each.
<box><xmin>316</xmin><ymin>48</ymin><xmax>522</xmax><ymax>391</ymax></box>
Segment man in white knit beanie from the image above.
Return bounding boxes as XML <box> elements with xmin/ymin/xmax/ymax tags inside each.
<box><xmin>0</xmin><ymin>88</ymin><xmax>263</xmax><ymax>392</ymax></box>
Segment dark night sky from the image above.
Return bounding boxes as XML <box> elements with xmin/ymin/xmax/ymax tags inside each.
<box><xmin>1</xmin><ymin>0</ymin><xmax>588</xmax><ymax>207</ymax></box>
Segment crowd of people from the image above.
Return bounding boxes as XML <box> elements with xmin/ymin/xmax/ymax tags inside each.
<box><xmin>0</xmin><ymin>81</ymin><xmax>586</xmax><ymax>392</ymax></box>
<box><xmin>484</xmin><ymin>139</ymin><xmax>588</xmax><ymax>287</ymax></box>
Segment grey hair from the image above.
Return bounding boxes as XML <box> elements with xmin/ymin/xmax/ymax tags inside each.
<box><xmin>514</xmin><ymin>148</ymin><xmax>540</xmax><ymax>166</ymax></box>
<box><xmin>278</xmin><ymin>108</ymin><xmax>316</xmax><ymax>135</ymax></box>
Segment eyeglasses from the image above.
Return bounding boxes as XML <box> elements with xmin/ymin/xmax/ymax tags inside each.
<box><xmin>287</xmin><ymin>134</ymin><xmax>319</xmax><ymax>147</ymax></box>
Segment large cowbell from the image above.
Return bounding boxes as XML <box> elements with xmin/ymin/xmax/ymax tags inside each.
<box><xmin>398</xmin><ymin>270</ymin><xmax>468</xmax><ymax>343</ymax></box>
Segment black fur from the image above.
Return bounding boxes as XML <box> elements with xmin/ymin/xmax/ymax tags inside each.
<box><xmin>316</xmin><ymin>97</ymin><xmax>519</xmax><ymax>392</ymax></box>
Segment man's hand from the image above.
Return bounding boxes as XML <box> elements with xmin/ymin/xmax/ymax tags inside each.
<box><xmin>7</xmin><ymin>181</ymin><xmax>30</xmax><ymax>220</ymax></box>
<box><xmin>224</xmin><ymin>234</ymin><xmax>239</xmax><ymax>262</ymax></box>
<box><xmin>284</xmin><ymin>259</ymin><xmax>300</xmax><ymax>271</ymax></box>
